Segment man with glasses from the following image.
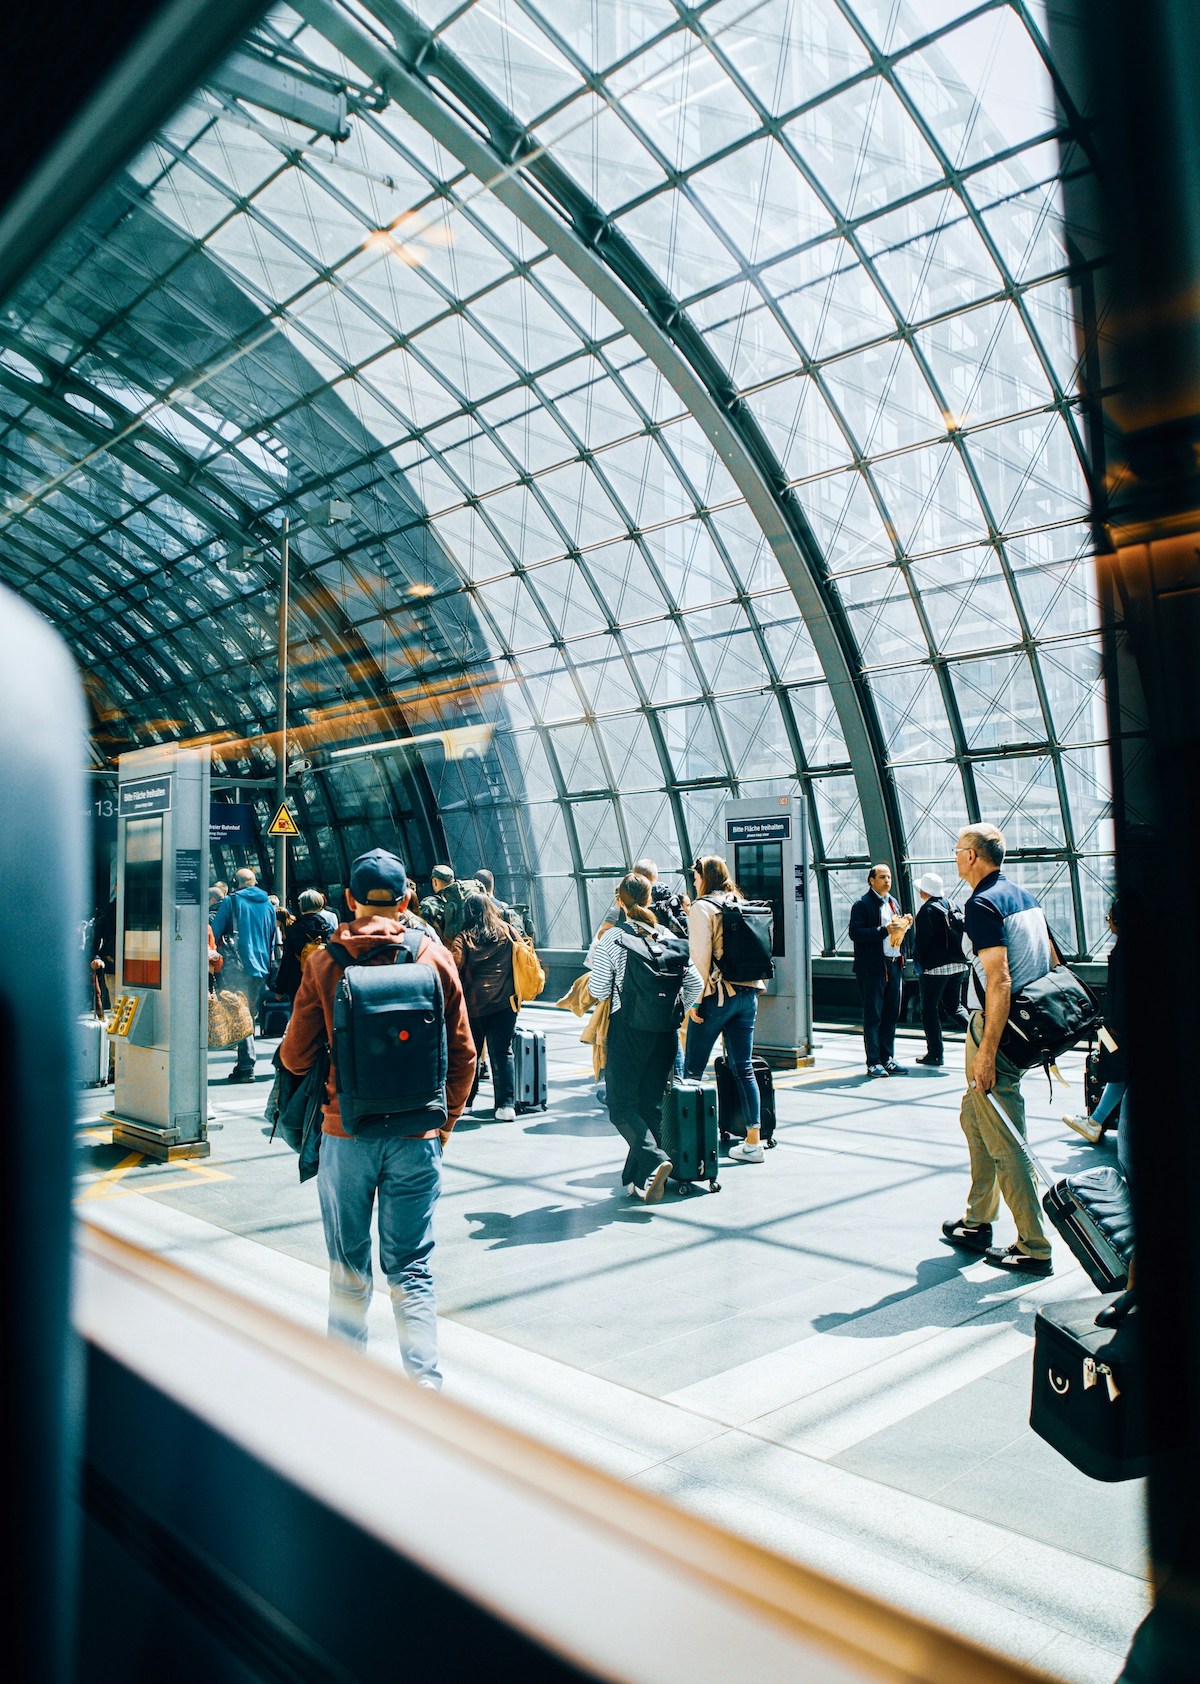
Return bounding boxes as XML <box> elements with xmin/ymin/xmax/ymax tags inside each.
<box><xmin>941</xmin><ymin>824</ymin><xmax>1055</xmax><ymax>1275</ymax></box>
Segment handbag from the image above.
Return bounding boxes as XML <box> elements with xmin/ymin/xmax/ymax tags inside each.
<box><xmin>208</xmin><ymin>985</ymin><xmax>254</xmax><ymax>1049</ymax></box>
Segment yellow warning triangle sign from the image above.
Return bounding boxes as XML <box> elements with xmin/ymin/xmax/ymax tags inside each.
<box><xmin>267</xmin><ymin>802</ymin><xmax>301</xmax><ymax>838</ymax></box>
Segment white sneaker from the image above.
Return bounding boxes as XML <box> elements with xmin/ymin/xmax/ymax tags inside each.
<box><xmin>639</xmin><ymin>1161</ymin><xmax>672</xmax><ymax>1204</ymax></box>
<box><xmin>728</xmin><ymin>1139</ymin><xmax>766</xmax><ymax>1163</ymax></box>
<box><xmin>1063</xmin><ymin>1113</ymin><xmax>1102</xmax><ymax>1144</ymax></box>
<box><xmin>494</xmin><ymin>1105</ymin><xmax>516</xmax><ymax>1122</ymax></box>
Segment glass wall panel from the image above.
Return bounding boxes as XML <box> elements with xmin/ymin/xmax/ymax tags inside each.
<box><xmin>2</xmin><ymin>0</ymin><xmax>1110</xmax><ymax>958</ymax></box>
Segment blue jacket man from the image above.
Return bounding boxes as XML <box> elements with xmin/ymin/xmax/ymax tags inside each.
<box><xmin>209</xmin><ymin>867</ymin><xmax>278</xmax><ymax>1081</ymax></box>
<box><xmin>848</xmin><ymin>863</ymin><xmax>911</xmax><ymax>1076</ymax></box>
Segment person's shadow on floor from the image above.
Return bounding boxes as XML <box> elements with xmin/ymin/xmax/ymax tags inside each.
<box><xmin>464</xmin><ymin>1196</ymin><xmax>651</xmax><ymax>1248</ymax></box>
<box><xmin>811</xmin><ymin>1250</ymin><xmax>1032</xmax><ymax>1335</ymax></box>
<box><xmin>522</xmin><ymin>1108</ymin><xmax>613</xmax><ymax>1138</ymax></box>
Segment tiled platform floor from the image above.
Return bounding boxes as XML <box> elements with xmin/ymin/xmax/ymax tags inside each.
<box><xmin>77</xmin><ymin>1008</ymin><xmax>1149</xmax><ymax>1682</ymax></box>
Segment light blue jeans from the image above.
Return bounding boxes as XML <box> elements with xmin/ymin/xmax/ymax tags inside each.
<box><xmin>317</xmin><ymin>1132</ymin><xmax>443</xmax><ymax>1385</ymax></box>
<box><xmin>684</xmin><ymin>988</ymin><xmax>760</xmax><ymax>1133</ymax></box>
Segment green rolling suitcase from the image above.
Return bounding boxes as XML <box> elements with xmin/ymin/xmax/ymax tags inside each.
<box><xmin>660</xmin><ymin>1078</ymin><xmax>721</xmax><ymax>1195</ymax></box>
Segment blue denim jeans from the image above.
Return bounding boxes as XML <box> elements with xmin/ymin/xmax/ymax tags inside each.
<box><xmin>225</xmin><ymin>967</ymin><xmax>267</xmax><ymax>1072</ymax></box>
<box><xmin>317</xmin><ymin>1132</ymin><xmax>443</xmax><ymax>1385</ymax></box>
<box><xmin>684</xmin><ymin>988</ymin><xmax>760</xmax><ymax>1133</ymax></box>
<box><xmin>1092</xmin><ymin>1080</ymin><xmax>1127</xmax><ymax>1128</ymax></box>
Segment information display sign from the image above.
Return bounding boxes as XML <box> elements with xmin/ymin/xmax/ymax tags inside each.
<box><xmin>723</xmin><ymin>794</ymin><xmax>812</xmax><ymax>1066</ymax></box>
<box><xmin>107</xmin><ymin>745</ymin><xmax>210</xmax><ymax>1160</ymax></box>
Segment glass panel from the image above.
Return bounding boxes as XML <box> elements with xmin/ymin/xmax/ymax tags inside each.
<box><xmin>897</xmin><ymin>10</ymin><xmax>1057</xmax><ymax>172</ymax></box>
<box><xmin>701</xmin><ymin>0</ymin><xmax>871</xmax><ymax>114</ymax></box>
<box><xmin>785</xmin><ymin>77</ymin><xmax>943</xmax><ymax>220</ymax></box>
<box><xmin>952</xmin><ymin>651</ymin><xmax>1046</xmax><ymax>750</ymax></box>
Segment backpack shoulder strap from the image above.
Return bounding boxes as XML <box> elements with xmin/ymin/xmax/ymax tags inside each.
<box><xmin>399</xmin><ymin>926</ymin><xmax>424</xmax><ymax>965</ymax></box>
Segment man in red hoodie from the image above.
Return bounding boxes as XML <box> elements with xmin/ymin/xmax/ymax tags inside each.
<box><xmin>280</xmin><ymin>848</ymin><xmax>475</xmax><ymax>1388</ymax></box>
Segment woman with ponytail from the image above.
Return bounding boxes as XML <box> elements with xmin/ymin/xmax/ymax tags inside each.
<box><xmin>586</xmin><ymin>873</ymin><xmax>701</xmax><ymax>1202</ymax></box>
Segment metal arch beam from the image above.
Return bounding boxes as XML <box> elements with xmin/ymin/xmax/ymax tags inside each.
<box><xmin>294</xmin><ymin>0</ymin><xmax>901</xmax><ymax>878</ymax></box>
<box><xmin>0</xmin><ymin>370</ymin><xmax>449</xmax><ymax>872</ymax></box>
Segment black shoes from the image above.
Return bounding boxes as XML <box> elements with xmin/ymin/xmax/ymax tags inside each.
<box><xmin>941</xmin><ymin>1218</ymin><xmax>993</xmax><ymax>1253</ymax></box>
<box><xmin>984</xmin><ymin>1243</ymin><xmax>1053</xmax><ymax>1276</ymax></box>
<box><xmin>916</xmin><ymin>1053</ymin><xmax>944</xmax><ymax>1066</ymax></box>
<box><xmin>226</xmin><ymin>1068</ymin><xmax>256</xmax><ymax>1083</ymax></box>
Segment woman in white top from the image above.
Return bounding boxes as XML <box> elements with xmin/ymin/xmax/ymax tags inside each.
<box><xmin>586</xmin><ymin>873</ymin><xmax>702</xmax><ymax>1202</ymax></box>
<box><xmin>684</xmin><ymin>854</ymin><xmax>768</xmax><ymax>1163</ymax></box>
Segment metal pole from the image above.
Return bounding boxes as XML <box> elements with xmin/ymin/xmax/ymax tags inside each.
<box><xmin>276</xmin><ymin>515</ymin><xmax>289</xmax><ymax>905</ymax></box>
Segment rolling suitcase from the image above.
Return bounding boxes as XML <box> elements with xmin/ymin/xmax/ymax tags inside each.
<box><xmin>984</xmin><ymin>1090</ymin><xmax>1133</xmax><ymax>1291</ymax></box>
<box><xmin>660</xmin><ymin>1079</ymin><xmax>720</xmax><ymax>1194</ymax></box>
<box><xmin>1030</xmin><ymin>1294</ymin><xmax>1150</xmax><ymax>1481</ymax></box>
<box><xmin>76</xmin><ymin>1014</ymin><xmax>110</xmax><ymax>1087</ymax></box>
<box><xmin>513</xmin><ymin>1025</ymin><xmax>547</xmax><ymax>1113</ymax></box>
<box><xmin>258</xmin><ymin>993</ymin><xmax>292</xmax><ymax>1038</ymax></box>
<box><xmin>714</xmin><ymin>1055</ymin><xmax>777</xmax><ymax>1147</ymax></box>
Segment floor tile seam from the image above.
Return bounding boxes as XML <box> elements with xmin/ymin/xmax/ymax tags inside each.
<box><xmin>88</xmin><ymin>1197</ymin><xmax>737</xmax><ymax>1460</ymax></box>
<box><xmin>671</xmin><ymin>1438</ymin><xmax>1151</xmax><ymax>1602</ymax></box>
<box><xmin>641</xmin><ymin>1465</ymin><xmax>1124</xmax><ymax>1628</ymax></box>
<box><xmin>732</xmin><ymin>1337</ymin><xmax>1037</xmax><ymax>1454</ymax></box>
<box><xmin>666</xmin><ymin>1303</ymin><xmax>1038</xmax><ymax>1426</ymax></box>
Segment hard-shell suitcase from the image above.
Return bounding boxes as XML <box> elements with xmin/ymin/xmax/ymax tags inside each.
<box><xmin>660</xmin><ymin>1079</ymin><xmax>720</xmax><ymax>1194</ymax></box>
<box><xmin>513</xmin><ymin>1025</ymin><xmax>548</xmax><ymax>1113</ymax></box>
<box><xmin>984</xmin><ymin>1091</ymin><xmax>1133</xmax><ymax>1291</ymax></box>
<box><xmin>76</xmin><ymin>1014</ymin><xmax>110</xmax><ymax>1087</ymax></box>
<box><xmin>714</xmin><ymin>1054</ymin><xmax>777</xmax><ymax>1147</ymax></box>
<box><xmin>1030</xmin><ymin>1294</ymin><xmax>1149</xmax><ymax>1481</ymax></box>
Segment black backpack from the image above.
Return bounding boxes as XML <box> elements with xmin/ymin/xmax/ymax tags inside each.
<box><xmin>613</xmin><ymin>927</ymin><xmax>691</xmax><ymax>1034</ymax></box>
<box><xmin>924</xmin><ymin>899</ymin><xmax>966</xmax><ymax>971</ymax></box>
<box><xmin>329</xmin><ymin>930</ymin><xmax>448</xmax><ymax>1133</ymax></box>
<box><xmin>704</xmin><ymin>894</ymin><xmax>775</xmax><ymax>983</ymax></box>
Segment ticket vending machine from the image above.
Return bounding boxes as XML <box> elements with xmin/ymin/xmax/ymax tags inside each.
<box><xmin>723</xmin><ymin>793</ymin><xmax>813</xmax><ymax>1067</ymax></box>
<box><xmin>103</xmin><ymin>745</ymin><xmax>210</xmax><ymax>1160</ymax></box>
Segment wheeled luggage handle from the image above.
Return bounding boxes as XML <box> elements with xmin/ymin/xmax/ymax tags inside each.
<box><xmin>979</xmin><ymin>1085</ymin><xmax>1055</xmax><ymax>1188</ymax></box>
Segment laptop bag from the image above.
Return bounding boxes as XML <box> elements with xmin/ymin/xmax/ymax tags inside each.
<box><xmin>1030</xmin><ymin>1294</ymin><xmax>1149</xmax><ymax>1481</ymax></box>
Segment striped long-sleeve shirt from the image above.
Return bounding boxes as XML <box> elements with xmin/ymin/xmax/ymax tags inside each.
<box><xmin>585</xmin><ymin>921</ymin><xmax>702</xmax><ymax>1022</ymax></box>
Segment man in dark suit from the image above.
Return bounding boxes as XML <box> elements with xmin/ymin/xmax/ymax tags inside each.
<box><xmin>849</xmin><ymin>863</ymin><xmax>911</xmax><ymax>1076</ymax></box>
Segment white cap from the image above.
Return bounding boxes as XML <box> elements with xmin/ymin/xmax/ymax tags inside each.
<box><xmin>917</xmin><ymin>872</ymin><xmax>944</xmax><ymax>898</ymax></box>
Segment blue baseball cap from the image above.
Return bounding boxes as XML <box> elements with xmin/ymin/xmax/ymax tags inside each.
<box><xmin>349</xmin><ymin>848</ymin><xmax>408</xmax><ymax>905</ymax></box>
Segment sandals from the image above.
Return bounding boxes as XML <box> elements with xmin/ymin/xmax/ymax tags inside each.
<box><xmin>940</xmin><ymin>1218</ymin><xmax>993</xmax><ymax>1253</ymax></box>
<box><xmin>983</xmin><ymin>1243</ymin><xmax>1053</xmax><ymax>1276</ymax></box>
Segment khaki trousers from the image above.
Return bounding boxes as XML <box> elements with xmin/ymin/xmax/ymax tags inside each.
<box><xmin>960</xmin><ymin>1012</ymin><xmax>1051</xmax><ymax>1260</ymax></box>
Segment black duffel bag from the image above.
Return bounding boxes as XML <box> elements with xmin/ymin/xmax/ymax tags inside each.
<box><xmin>998</xmin><ymin>963</ymin><xmax>1101</xmax><ymax>1076</ymax></box>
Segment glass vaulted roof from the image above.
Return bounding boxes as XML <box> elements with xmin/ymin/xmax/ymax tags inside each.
<box><xmin>0</xmin><ymin>0</ymin><xmax>1112</xmax><ymax>954</ymax></box>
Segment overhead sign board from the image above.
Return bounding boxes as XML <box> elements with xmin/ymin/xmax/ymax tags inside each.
<box><xmin>725</xmin><ymin>815</ymin><xmax>791</xmax><ymax>844</ymax></box>
<box><xmin>209</xmin><ymin>802</ymin><xmax>253</xmax><ymax>846</ymax></box>
<box><xmin>267</xmin><ymin>803</ymin><xmax>301</xmax><ymax>838</ymax></box>
<box><xmin>119</xmin><ymin>776</ymin><xmax>172</xmax><ymax>818</ymax></box>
